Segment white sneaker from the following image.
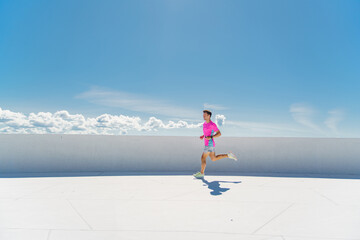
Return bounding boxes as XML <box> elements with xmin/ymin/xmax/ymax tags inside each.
<box><xmin>228</xmin><ymin>151</ymin><xmax>238</xmax><ymax>161</ymax></box>
<box><xmin>194</xmin><ymin>172</ymin><xmax>204</xmax><ymax>178</ymax></box>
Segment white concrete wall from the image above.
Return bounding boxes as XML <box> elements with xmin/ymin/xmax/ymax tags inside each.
<box><xmin>0</xmin><ymin>134</ymin><xmax>360</xmax><ymax>176</ymax></box>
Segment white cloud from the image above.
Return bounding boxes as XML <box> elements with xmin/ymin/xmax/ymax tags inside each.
<box><xmin>75</xmin><ymin>86</ymin><xmax>199</xmax><ymax>119</ymax></box>
<box><xmin>289</xmin><ymin>103</ymin><xmax>322</xmax><ymax>132</ymax></box>
<box><xmin>0</xmin><ymin>108</ymin><xmax>29</xmax><ymax>127</ymax></box>
<box><xmin>289</xmin><ymin>103</ymin><xmax>346</xmax><ymax>136</ymax></box>
<box><xmin>324</xmin><ymin>109</ymin><xmax>344</xmax><ymax>133</ymax></box>
<box><xmin>0</xmin><ymin>107</ymin><xmax>203</xmax><ymax>135</ymax></box>
<box><xmin>203</xmin><ymin>103</ymin><xmax>227</xmax><ymax>111</ymax></box>
<box><xmin>215</xmin><ymin>114</ymin><xmax>226</xmax><ymax>126</ymax></box>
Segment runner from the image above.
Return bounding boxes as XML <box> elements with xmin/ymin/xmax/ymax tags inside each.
<box><xmin>193</xmin><ymin>109</ymin><xmax>237</xmax><ymax>178</ymax></box>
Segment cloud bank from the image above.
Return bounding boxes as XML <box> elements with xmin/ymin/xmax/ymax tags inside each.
<box><xmin>0</xmin><ymin>107</ymin><xmax>205</xmax><ymax>135</ymax></box>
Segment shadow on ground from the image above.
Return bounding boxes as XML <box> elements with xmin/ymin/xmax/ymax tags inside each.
<box><xmin>200</xmin><ymin>177</ymin><xmax>242</xmax><ymax>196</ymax></box>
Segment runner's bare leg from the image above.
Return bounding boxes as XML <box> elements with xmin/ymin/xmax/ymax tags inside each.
<box><xmin>201</xmin><ymin>152</ymin><xmax>210</xmax><ymax>174</ymax></box>
<box><xmin>209</xmin><ymin>152</ymin><xmax>228</xmax><ymax>161</ymax></box>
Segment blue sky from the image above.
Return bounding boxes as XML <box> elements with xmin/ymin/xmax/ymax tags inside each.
<box><xmin>0</xmin><ymin>0</ymin><xmax>359</xmax><ymax>137</ymax></box>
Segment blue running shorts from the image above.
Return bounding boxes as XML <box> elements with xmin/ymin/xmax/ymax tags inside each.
<box><xmin>203</xmin><ymin>146</ymin><xmax>215</xmax><ymax>153</ymax></box>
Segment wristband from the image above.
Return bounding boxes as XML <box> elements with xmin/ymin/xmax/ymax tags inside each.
<box><xmin>211</xmin><ymin>136</ymin><xmax>213</xmax><ymax>139</ymax></box>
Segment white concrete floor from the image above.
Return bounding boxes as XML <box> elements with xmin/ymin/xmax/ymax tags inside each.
<box><xmin>0</xmin><ymin>173</ymin><xmax>360</xmax><ymax>240</ymax></box>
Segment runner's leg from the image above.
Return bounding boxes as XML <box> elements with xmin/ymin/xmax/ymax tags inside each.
<box><xmin>201</xmin><ymin>152</ymin><xmax>210</xmax><ymax>174</ymax></box>
<box><xmin>209</xmin><ymin>151</ymin><xmax>228</xmax><ymax>161</ymax></box>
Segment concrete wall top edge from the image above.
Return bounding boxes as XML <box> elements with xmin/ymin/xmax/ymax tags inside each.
<box><xmin>0</xmin><ymin>133</ymin><xmax>359</xmax><ymax>140</ymax></box>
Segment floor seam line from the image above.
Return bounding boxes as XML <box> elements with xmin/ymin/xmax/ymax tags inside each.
<box><xmin>66</xmin><ymin>199</ymin><xmax>93</xmax><ymax>230</ymax></box>
<box><xmin>312</xmin><ymin>188</ymin><xmax>339</xmax><ymax>206</ymax></box>
<box><xmin>46</xmin><ymin>229</ymin><xmax>52</xmax><ymax>240</ymax></box>
<box><xmin>251</xmin><ymin>202</ymin><xmax>295</xmax><ymax>234</ymax></box>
